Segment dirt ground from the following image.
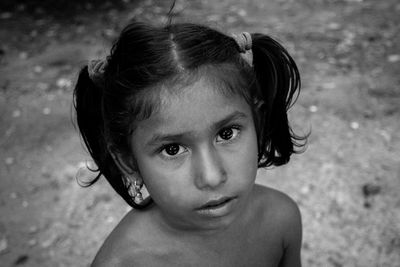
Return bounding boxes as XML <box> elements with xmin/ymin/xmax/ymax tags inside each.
<box><xmin>0</xmin><ymin>0</ymin><xmax>399</xmax><ymax>266</ymax></box>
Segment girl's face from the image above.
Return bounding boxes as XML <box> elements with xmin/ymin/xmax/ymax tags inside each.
<box><xmin>130</xmin><ymin>78</ymin><xmax>258</xmax><ymax>232</ymax></box>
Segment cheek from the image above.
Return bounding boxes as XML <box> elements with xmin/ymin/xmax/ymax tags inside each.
<box><xmin>242</xmin><ymin>123</ymin><xmax>258</xmax><ymax>163</ymax></box>
<box><xmin>226</xmin><ymin>125</ymin><xmax>259</xmax><ymax>183</ymax></box>
<box><xmin>136</xmin><ymin>158</ymin><xmax>191</xmax><ymax>204</ymax></box>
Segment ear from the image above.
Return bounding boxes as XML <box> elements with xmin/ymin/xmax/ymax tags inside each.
<box><xmin>109</xmin><ymin>150</ymin><xmax>143</xmax><ymax>182</ymax></box>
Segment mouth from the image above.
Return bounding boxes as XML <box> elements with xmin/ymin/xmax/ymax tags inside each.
<box><xmin>195</xmin><ymin>196</ymin><xmax>237</xmax><ymax>217</ymax></box>
<box><xmin>198</xmin><ymin>197</ymin><xmax>235</xmax><ymax>210</ymax></box>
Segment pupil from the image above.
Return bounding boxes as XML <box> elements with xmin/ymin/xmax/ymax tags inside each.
<box><xmin>221</xmin><ymin>129</ymin><xmax>233</xmax><ymax>140</ymax></box>
<box><xmin>166</xmin><ymin>145</ymin><xmax>179</xmax><ymax>155</ymax></box>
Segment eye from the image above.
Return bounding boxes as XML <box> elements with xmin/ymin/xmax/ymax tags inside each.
<box><xmin>160</xmin><ymin>144</ymin><xmax>187</xmax><ymax>157</ymax></box>
<box><xmin>216</xmin><ymin>127</ymin><xmax>240</xmax><ymax>142</ymax></box>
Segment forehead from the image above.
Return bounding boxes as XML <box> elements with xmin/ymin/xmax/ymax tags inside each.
<box><xmin>129</xmin><ymin>62</ymin><xmax>253</xmax><ymax>125</ymax></box>
<box><xmin>134</xmin><ymin>78</ymin><xmax>252</xmax><ymax>137</ymax></box>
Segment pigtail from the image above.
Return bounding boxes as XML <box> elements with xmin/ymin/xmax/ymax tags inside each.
<box><xmin>251</xmin><ymin>34</ymin><xmax>306</xmax><ymax>167</ymax></box>
<box><xmin>74</xmin><ymin>66</ymin><xmax>106</xmax><ymax>182</ymax></box>
<box><xmin>73</xmin><ymin>66</ymin><xmax>142</xmax><ymax>208</ymax></box>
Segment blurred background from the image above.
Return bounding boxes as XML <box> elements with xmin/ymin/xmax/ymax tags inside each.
<box><xmin>0</xmin><ymin>0</ymin><xmax>399</xmax><ymax>266</ymax></box>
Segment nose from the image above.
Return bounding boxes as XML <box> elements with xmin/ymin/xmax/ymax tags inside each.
<box><xmin>193</xmin><ymin>145</ymin><xmax>227</xmax><ymax>190</ymax></box>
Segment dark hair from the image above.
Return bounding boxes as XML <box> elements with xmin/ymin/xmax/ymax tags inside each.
<box><xmin>73</xmin><ymin>20</ymin><xmax>306</xmax><ymax>209</ymax></box>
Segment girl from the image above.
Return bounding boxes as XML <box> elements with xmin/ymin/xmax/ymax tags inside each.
<box><xmin>74</xmin><ymin>20</ymin><xmax>305</xmax><ymax>267</ymax></box>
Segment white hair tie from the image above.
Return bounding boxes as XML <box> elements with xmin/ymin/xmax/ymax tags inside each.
<box><xmin>88</xmin><ymin>59</ymin><xmax>107</xmax><ymax>87</ymax></box>
<box><xmin>231</xmin><ymin>32</ymin><xmax>253</xmax><ymax>67</ymax></box>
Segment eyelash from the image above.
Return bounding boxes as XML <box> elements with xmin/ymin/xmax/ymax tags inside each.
<box><xmin>159</xmin><ymin>143</ymin><xmax>188</xmax><ymax>159</ymax></box>
<box><xmin>216</xmin><ymin>125</ymin><xmax>241</xmax><ymax>144</ymax></box>
<box><xmin>158</xmin><ymin>125</ymin><xmax>243</xmax><ymax>160</ymax></box>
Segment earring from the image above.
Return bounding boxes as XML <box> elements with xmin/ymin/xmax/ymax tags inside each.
<box><xmin>128</xmin><ymin>180</ymin><xmax>144</xmax><ymax>205</ymax></box>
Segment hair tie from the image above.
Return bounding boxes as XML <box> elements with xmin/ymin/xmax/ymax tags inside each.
<box><xmin>231</xmin><ymin>32</ymin><xmax>253</xmax><ymax>67</ymax></box>
<box><xmin>88</xmin><ymin>59</ymin><xmax>107</xmax><ymax>88</ymax></box>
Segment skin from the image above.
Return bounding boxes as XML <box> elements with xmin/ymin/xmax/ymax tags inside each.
<box><xmin>91</xmin><ymin>78</ymin><xmax>302</xmax><ymax>267</ymax></box>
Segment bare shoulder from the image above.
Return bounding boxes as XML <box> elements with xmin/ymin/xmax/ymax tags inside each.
<box><xmin>90</xmin><ymin>209</ymin><xmax>151</xmax><ymax>267</ymax></box>
<box><xmin>251</xmin><ymin>184</ymin><xmax>302</xmax><ymax>245</ymax></box>
<box><xmin>253</xmin><ymin>184</ymin><xmax>301</xmax><ymax>228</ymax></box>
<box><xmin>253</xmin><ymin>184</ymin><xmax>302</xmax><ymax>266</ymax></box>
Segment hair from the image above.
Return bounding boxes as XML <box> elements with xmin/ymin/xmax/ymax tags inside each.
<box><xmin>73</xmin><ymin>20</ymin><xmax>306</xmax><ymax>209</ymax></box>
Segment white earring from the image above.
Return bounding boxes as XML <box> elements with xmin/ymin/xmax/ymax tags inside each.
<box><xmin>128</xmin><ymin>180</ymin><xmax>144</xmax><ymax>205</ymax></box>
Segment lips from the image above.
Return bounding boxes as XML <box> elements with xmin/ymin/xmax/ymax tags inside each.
<box><xmin>197</xmin><ymin>196</ymin><xmax>234</xmax><ymax>210</ymax></box>
<box><xmin>194</xmin><ymin>196</ymin><xmax>238</xmax><ymax>219</ymax></box>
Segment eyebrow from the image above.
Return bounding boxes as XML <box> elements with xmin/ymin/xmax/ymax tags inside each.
<box><xmin>145</xmin><ymin>111</ymin><xmax>248</xmax><ymax>147</ymax></box>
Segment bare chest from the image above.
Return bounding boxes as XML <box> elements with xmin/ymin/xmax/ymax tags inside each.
<box><xmin>132</xmin><ymin>230</ymin><xmax>283</xmax><ymax>267</ymax></box>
